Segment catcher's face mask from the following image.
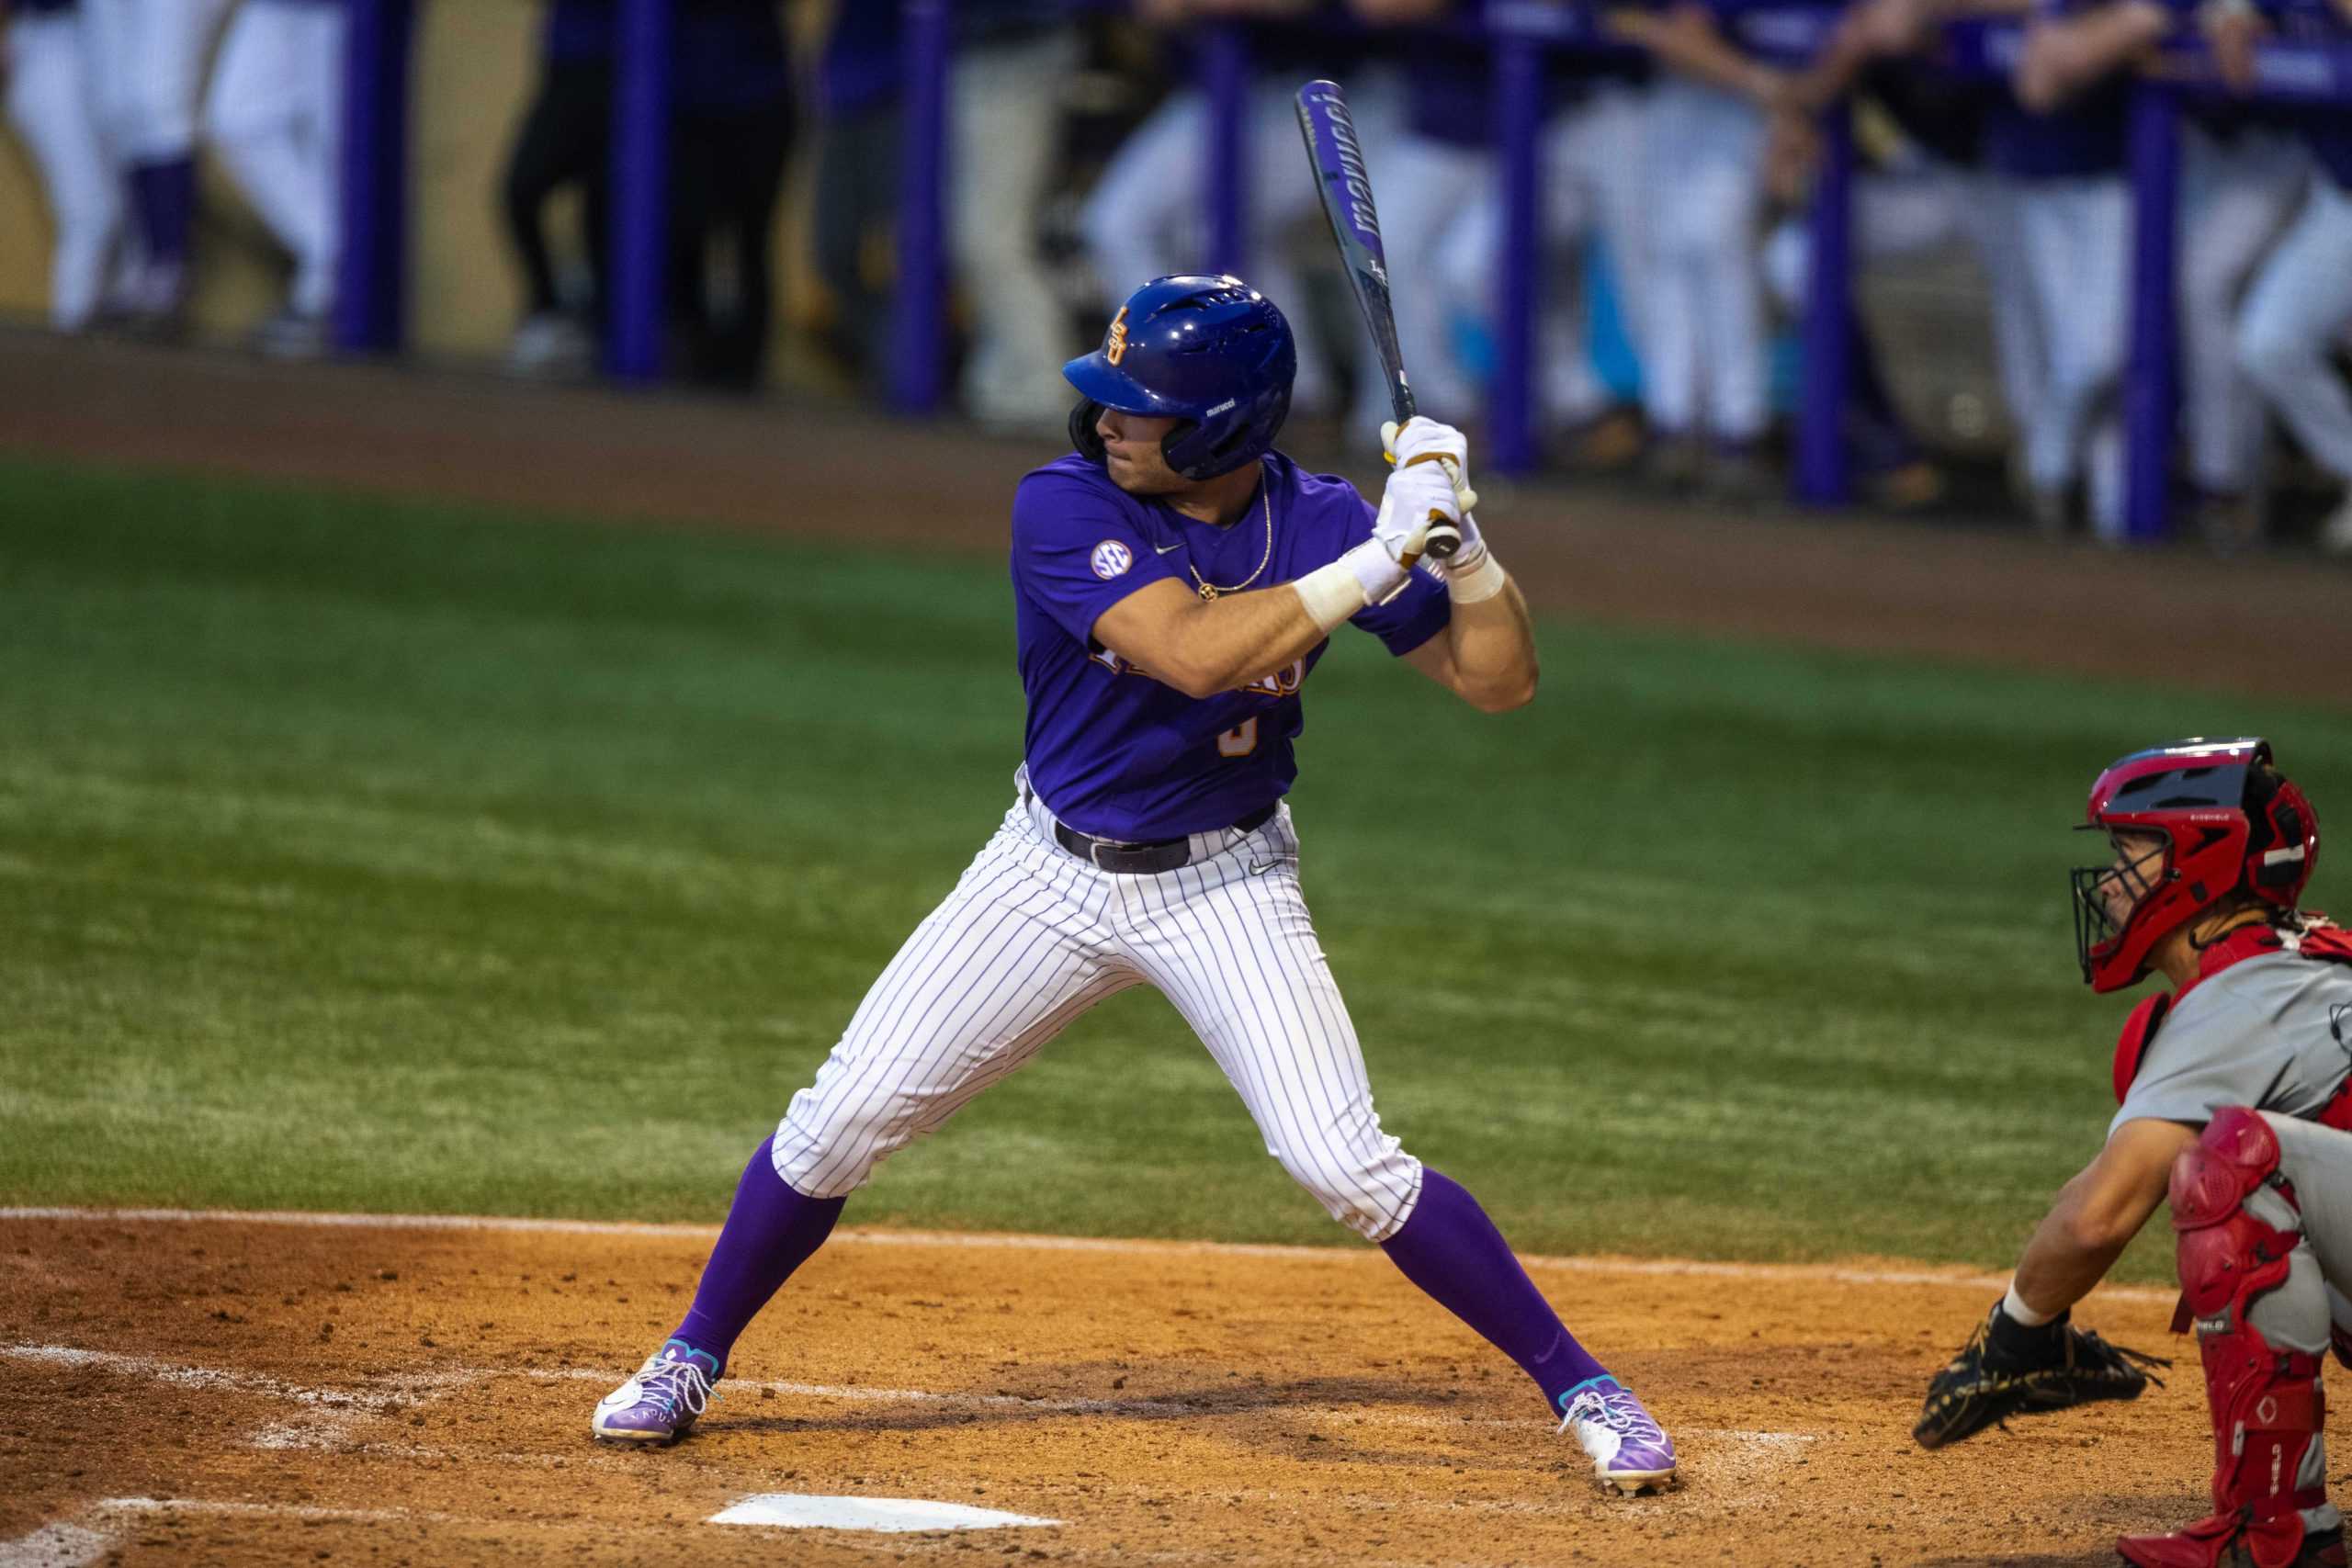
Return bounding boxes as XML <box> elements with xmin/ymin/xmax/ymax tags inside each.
<box><xmin>2068</xmin><ymin>738</ymin><xmax>2315</xmax><ymax>992</ymax></box>
<box><xmin>2073</xmin><ymin>830</ymin><xmax>2170</xmax><ymax>985</ymax></box>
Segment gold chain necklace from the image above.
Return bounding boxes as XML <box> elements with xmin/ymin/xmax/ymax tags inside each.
<box><xmin>1188</xmin><ymin>467</ymin><xmax>1274</xmax><ymax>602</ymax></box>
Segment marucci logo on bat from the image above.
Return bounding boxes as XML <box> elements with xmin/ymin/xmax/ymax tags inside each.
<box><xmin>1302</xmin><ymin>85</ymin><xmax>1385</xmax><ymax>268</ymax></box>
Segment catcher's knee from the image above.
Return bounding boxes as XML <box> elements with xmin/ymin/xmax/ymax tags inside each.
<box><xmin>2172</xmin><ymin>1107</ymin><xmax>2298</xmax><ymax>1325</ymax></box>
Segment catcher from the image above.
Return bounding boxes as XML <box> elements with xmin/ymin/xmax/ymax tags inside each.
<box><xmin>1916</xmin><ymin>737</ymin><xmax>2349</xmax><ymax>1568</ymax></box>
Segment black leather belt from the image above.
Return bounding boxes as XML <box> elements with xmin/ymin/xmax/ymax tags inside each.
<box><xmin>1053</xmin><ymin>801</ymin><xmax>1278</xmax><ymax>874</ymax></box>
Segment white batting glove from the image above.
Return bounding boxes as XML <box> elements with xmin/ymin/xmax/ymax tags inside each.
<box><xmin>1381</xmin><ymin>416</ymin><xmax>1479</xmax><ymax>513</ymax></box>
<box><xmin>1374</xmin><ymin>463</ymin><xmax>1459</xmax><ymax>564</ymax></box>
<box><xmin>1338</xmin><ymin>464</ymin><xmax>1457</xmax><ymax>607</ymax></box>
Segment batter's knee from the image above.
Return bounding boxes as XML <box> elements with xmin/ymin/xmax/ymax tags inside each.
<box><xmin>770</xmin><ymin>1089</ymin><xmax>904</xmax><ymax>1201</ymax></box>
<box><xmin>1278</xmin><ymin>1143</ymin><xmax>1423</xmax><ymax>1244</ymax></box>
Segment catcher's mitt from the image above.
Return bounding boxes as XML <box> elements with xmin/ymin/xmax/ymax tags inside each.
<box><xmin>1913</xmin><ymin>1301</ymin><xmax>2168</xmax><ymax>1450</ymax></box>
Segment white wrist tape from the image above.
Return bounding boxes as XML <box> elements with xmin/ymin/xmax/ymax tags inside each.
<box><xmin>1293</xmin><ymin>558</ymin><xmax>1371</xmax><ymax>633</ymax></box>
<box><xmin>1445</xmin><ymin>547</ymin><xmax>1507</xmax><ymax>604</ymax></box>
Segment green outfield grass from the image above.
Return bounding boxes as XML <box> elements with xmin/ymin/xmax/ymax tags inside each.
<box><xmin>4</xmin><ymin>455</ymin><xmax>2346</xmax><ymax>1279</ymax></box>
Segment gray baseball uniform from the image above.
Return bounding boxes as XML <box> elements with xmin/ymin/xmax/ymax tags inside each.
<box><xmin>2112</xmin><ymin>949</ymin><xmax>2352</xmax><ymax>1139</ymax></box>
<box><xmin>2112</xmin><ymin>931</ymin><xmax>2352</xmax><ymax>1377</ymax></box>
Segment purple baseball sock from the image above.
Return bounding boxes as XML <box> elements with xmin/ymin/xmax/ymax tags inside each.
<box><xmin>670</xmin><ymin>1136</ymin><xmax>844</xmax><ymax>1371</ymax></box>
<box><xmin>1379</xmin><ymin>1168</ymin><xmax>1608</xmax><ymax>1415</ymax></box>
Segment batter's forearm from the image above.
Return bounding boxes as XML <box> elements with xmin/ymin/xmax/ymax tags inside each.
<box><xmin>1158</xmin><ymin>585</ymin><xmax>1335</xmax><ymax>698</ymax></box>
<box><xmin>1442</xmin><ymin>579</ymin><xmax>1538</xmax><ymax>712</ymax></box>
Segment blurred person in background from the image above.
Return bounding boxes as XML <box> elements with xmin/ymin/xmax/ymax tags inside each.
<box><xmin>202</xmin><ymin>0</ymin><xmax>347</xmax><ymax>357</ymax></box>
<box><xmin>2233</xmin><ymin>0</ymin><xmax>2352</xmax><ymax>557</ymax></box>
<box><xmin>668</xmin><ymin>0</ymin><xmax>793</xmax><ymax>390</ymax></box>
<box><xmin>1610</xmin><ymin>0</ymin><xmax>1822</xmax><ymax>502</ymax></box>
<box><xmin>952</xmin><ymin>0</ymin><xmax>1083</xmax><ymax>433</ymax></box>
<box><xmin>81</xmin><ymin>0</ymin><xmax>232</xmax><ymax>333</ymax></box>
<box><xmin>1769</xmin><ymin>0</ymin><xmax>2051</xmax><ymax>512</ymax></box>
<box><xmin>1757</xmin><ymin>111</ymin><xmax>1957</xmax><ymax>513</ymax></box>
<box><xmin>501</xmin><ymin>0</ymin><xmax>613</xmax><ymax>378</ymax></box>
<box><xmin>2017</xmin><ymin>0</ymin><xmax>2310</xmax><ymax>552</ymax></box>
<box><xmin>3</xmin><ymin>0</ymin><xmax>124</xmax><ymax>332</ymax></box>
<box><xmin>1427</xmin><ymin>0</ymin><xmax>1658</xmax><ymax>467</ymax></box>
<box><xmin>811</xmin><ymin>0</ymin><xmax>898</xmax><ymax>390</ymax></box>
<box><xmin>1996</xmin><ymin>0</ymin><xmax>2133</xmax><ymax>538</ymax></box>
<box><xmin>1078</xmin><ymin>0</ymin><xmax>1403</xmax><ymax>432</ymax></box>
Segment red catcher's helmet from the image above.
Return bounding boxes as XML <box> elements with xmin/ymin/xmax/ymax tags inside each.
<box><xmin>2073</xmin><ymin>738</ymin><xmax>2320</xmax><ymax>992</ymax></box>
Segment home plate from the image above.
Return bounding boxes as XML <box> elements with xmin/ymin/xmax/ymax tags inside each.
<box><xmin>708</xmin><ymin>1495</ymin><xmax>1062</xmax><ymax>1533</ymax></box>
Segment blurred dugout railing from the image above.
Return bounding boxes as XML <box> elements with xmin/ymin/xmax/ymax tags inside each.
<box><xmin>334</xmin><ymin>1</ymin><xmax>2352</xmax><ymax>542</ymax></box>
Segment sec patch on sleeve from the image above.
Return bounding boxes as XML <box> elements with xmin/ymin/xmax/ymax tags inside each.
<box><xmin>1091</xmin><ymin>540</ymin><xmax>1134</xmax><ymax>581</ymax></box>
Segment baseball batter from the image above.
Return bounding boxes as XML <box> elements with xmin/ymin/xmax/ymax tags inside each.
<box><xmin>1914</xmin><ymin>739</ymin><xmax>2349</xmax><ymax>1568</ymax></box>
<box><xmin>589</xmin><ymin>273</ymin><xmax>1679</xmax><ymax>1494</ymax></box>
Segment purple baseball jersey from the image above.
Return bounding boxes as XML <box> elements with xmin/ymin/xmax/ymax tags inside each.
<box><xmin>1012</xmin><ymin>452</ymin><xmax>1450</xmax><ymax>842</ymax></box>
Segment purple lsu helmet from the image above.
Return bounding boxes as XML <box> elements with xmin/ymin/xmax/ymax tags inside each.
<box><xmin>1064</xmin><ymin>275</ymin><xmax>1297</xmax><ymax>480</ymax></box>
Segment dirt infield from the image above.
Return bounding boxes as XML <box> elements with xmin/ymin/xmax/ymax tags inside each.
<box><xmin>7</xmin><ymin>329</ymin><xmax>2348</xmax><ymax>707</ymax></box>
<box><xmin>4</xmin><ymin>1210</ymin><xmax>2206</xmax><ymax>1568</ymax></box>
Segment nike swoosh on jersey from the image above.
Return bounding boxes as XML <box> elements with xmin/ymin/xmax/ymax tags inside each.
<box><xmin>1155</xmin><ymin>542</ymin><xmax>1183</xmax><ymax>555</ymax></box>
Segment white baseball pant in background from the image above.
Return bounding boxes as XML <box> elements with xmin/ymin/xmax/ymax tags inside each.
<box><xmin>1437</xmin><ymin>83</ymin><xmax>1657</xmax><ymax>434</ymax></box>
<box><xmin>1639</xmin><ymin>78</ymin><xmax>1768</xmax><ymax>445</ymax></box>
<box><xmin>80</xmin><ymin>0</ymin><xmax>230</xmax><ymax>163</ymax></box>
<box><xmin>772</xmin><ymin>771</ymin><xmax>1426</xmax><ymax>1242</ymax></box>
<box><xmin>953</xmin><ymin>24</ymin><xmax>1083</xmax><ymax>429</ymax></box>
<box><xmin>2177</xmin><ymin>123</ymin><xmax>2309</xmax><ymax>497</ymax></box>
<box><xmin>2237</xmin><ymin>177</ymin><xmax>2352</xmax><ymax>487</ymax></box>
<box><xmin>2015</xmin><ymin>174</ymin><xmax>2130</xmax><ymax>536</ymax></box>
<box><xmin>6</xmin><ymin>6</ymin><xmax>121</xmax><ymax>329</ymax></box>
<box><xmin>1356</xmin><ymin>128</ymin><xmax>1488</xmax><ymax>428</ymax></box>
<box><xmin>205</xmin><ymin>0</ymin><xmax>345</xmax><ymax>319</ymax></box>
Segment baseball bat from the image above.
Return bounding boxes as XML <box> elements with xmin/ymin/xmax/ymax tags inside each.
<box><xmin>1294</xmin><ymin>78</ymin><xmax>1462</xmax><ymax>561</ymax></box>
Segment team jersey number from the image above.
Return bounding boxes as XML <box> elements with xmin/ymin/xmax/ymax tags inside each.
<box><xmin>1217</xmin><ymin>719</ymin><xmax>1259</xmax><ymax>758</ymax></box>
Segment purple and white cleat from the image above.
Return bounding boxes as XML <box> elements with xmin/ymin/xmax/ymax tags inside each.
<box><xmin>1557</xmin><ymin>1375</ymin><xmax>1678</xmax><ymax>1494</ymax></box>
<box><xmin>591</xmin><ymin>1339</ymin><xmax>721</xmax><ymax>1444</ymax></box>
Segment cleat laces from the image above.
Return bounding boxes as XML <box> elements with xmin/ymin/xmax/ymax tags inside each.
<box><xmin>639</xmin><ymin>1354</ymin><xmax>717</xmax><ymax>1420</ymax></box>
<box><xmin>1559</xmin><ymin>1383</ymin><xmax>1662</xmax><ymax>1444</ymax></box>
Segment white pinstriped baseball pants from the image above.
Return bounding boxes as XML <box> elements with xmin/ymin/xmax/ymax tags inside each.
<box><xmin>772</xmin><ymin>770</ymin><xmax>1426</xmax><ymax>1241</ymax></box>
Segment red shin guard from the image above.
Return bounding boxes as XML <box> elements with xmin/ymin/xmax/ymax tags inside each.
<box><xmin>2118</xmin><ymin>1110</ymin><xmax>2332</xmax><ymax>1568</ymax></box>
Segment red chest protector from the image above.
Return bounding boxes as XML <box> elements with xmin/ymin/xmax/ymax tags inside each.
<box><xmin>2111</xmin><ymin>916</ymin><xmax>2352</xmax><ymax>1129</ymax></box>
